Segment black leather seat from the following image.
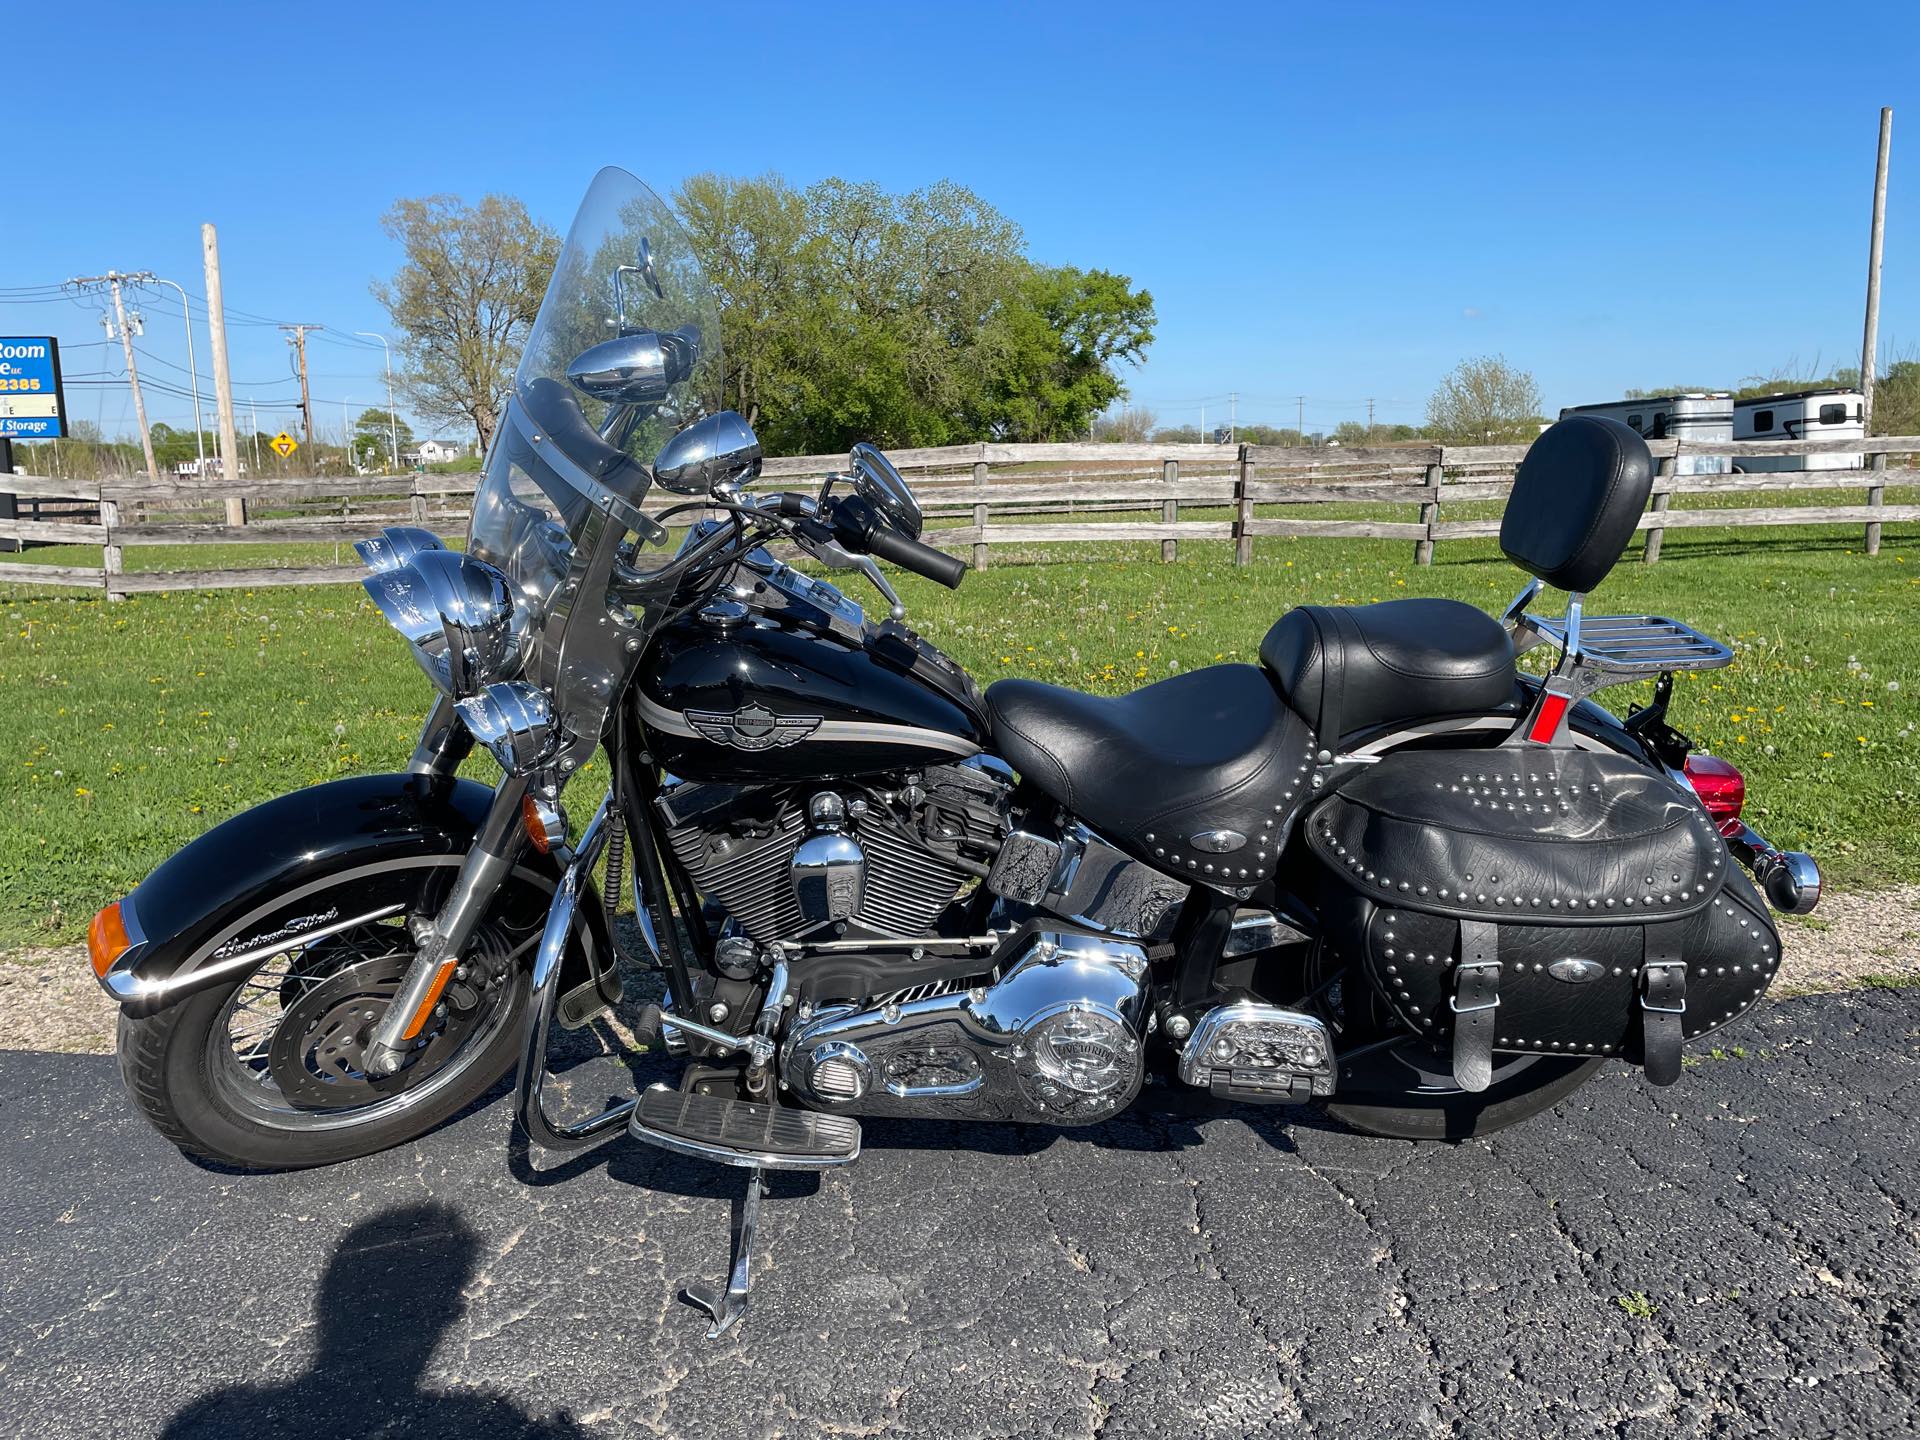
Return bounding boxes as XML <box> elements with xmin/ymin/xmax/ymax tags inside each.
<box><xmin>1259</xmin><ymin>598</ymin><xmax>1515</xmax><ymax>743</ymax></box>
<box><xmin>987</xmin><ymin>664</ymin><xmax>1318</xmax><ymax>884</ymax></box>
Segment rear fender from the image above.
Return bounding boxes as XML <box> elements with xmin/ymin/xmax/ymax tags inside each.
<box><xmin>100</xmin><ymin>773</ymin><xmax>609</xmax><ymax>1017</ymax></box>
<box><xmin>1338</xmin><ymin>679</ymin><xmax>1652</xmax><ymax>762</ymax></box>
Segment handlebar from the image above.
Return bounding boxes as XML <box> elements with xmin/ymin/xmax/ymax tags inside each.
<box><xmin>825</xmin><ymin>494</ymin><xmax>967</xmax><ymax>590</ymax></box>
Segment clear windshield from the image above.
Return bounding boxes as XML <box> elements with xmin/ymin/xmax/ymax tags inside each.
<box><xmin>468</xmin><ymin>167</ymin><xmax>722</xmax><ymax>630</ymax></box>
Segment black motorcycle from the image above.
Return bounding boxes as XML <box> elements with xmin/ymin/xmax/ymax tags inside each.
<box><xmin>88</xmin><ymin>168</ymin><xmax>1822</xmax><ymax>1337</ymax></box>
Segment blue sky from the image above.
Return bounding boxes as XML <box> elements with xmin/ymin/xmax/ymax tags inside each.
<box><xmin>5</xmin><ymin>0</ymin><xmax>1916</xmax><ymax>442</ymax></box>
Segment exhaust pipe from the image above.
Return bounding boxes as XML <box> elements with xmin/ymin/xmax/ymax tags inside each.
<box><xmin>1725</xmin><ymin>821</ymin><xmax>1822</xmax><ymax>915</ymax></box>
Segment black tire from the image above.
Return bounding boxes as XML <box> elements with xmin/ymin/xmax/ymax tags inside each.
<box><xmin>116</xmin><ymin>862</ymin><xmax>558</xmax><ymax>1170</ymax></box>
<box><xmin>1324</xmin><ymin>1044</ymin><xmax>1604</xmax><ymax>1141</ymax></box>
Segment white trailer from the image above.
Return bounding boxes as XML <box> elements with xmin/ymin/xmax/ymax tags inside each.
<box><xmin>1558</xmin><ymin>394</ymin><xmax>1733</xmax><ymax>475</ymax></box>
<box><xmin>1731</xmin><ymin>389</ymin><xmax>1865</xmax><ymax>472</ymax></box>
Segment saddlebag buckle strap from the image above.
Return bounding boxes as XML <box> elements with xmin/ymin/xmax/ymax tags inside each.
<box><xmin>1450</xmin><ymin>921</ymin><xmax>1501</xmax><ymax>1094</ymax></box>
<box><xmin>1639</xmin><ymin>924</ymin><xmax>1688</xmax><ymax>1088</ymax></box>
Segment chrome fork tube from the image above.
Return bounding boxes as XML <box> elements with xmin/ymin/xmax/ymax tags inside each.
<box><xmin>514</xmin><ymin>796</ymin><xmax>643</xmax><ymax>1152</ymax></box>
<box><xmin>364</xmin><ymin>772</ymin><xmax>531</xmax><ymax>1076</ymax></box>
<box><xmin>408</xmin><ymin>692</ymin><xmax>474</xmax><ymax>777</ymax></box>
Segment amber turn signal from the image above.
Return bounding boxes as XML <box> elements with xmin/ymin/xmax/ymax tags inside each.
<box><xmin>88</xmin><ymin>901</ymin><xmax>133</xmax><ymax>979</ymax></box>
<box><xmin>521</xmin><ymin>794</ymin><xmax>567</xmax><ymax>855</ymax></box>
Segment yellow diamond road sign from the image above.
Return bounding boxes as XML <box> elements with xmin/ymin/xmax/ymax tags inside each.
<box><xmin>270</xmin><ymin>431</ymin><xmax>297</xmax><ymax>458</ymax></box>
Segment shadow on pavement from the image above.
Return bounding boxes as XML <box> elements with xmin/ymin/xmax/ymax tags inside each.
<box><xmin>160</xmin><ymin>1202</ymin><xmax>593</xmax><ymax>1439</ymax></box>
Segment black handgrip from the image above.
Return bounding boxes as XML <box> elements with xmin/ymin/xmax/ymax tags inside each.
<box><xmin>863</xmin><ymin>519</ymin><xmax>967</xmax><ymax>589</ymax></box>
<box><xmin>828</xmin><ymin>494</ymin><xmax>967</xmax><ymax>589</ymax></box>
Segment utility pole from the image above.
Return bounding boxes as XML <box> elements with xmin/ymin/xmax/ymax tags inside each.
<box><xmin>1296</xmin><ymin>395</ymin><xmax>1306</xmax><ymax>445</ymax></box>
<box><xmin>129</xmin><ymin>274</ymin><xmax>205</xmax><ymax>481</ymax></box>
<box><xmin>71</xmin><ymin>272</ymin><xmax>161</xmax><ymax>486</ymax></box>
<box><xmin>1861</xmin><ymin>107</ymin><xmax>1894</xmax><ymax>433</ymax></box>
<box><xmin>247</xmin><ymin>398</ymin><xmax>261</xmax><ymax>472</ymax></box>
<box><xmin>201</xmin><ymin>224</ymin><xmax>247</xmax><ymax>523</ymax></box>
<box><xmin>1200</xmin><ymin>401</ymin><xmax>1206</xmax><ymax>443</ymax></box>
<box><xmin>355</xmin><ymin>331</ymin><xmax>399</xmax><ymax>472</ymax></box>
<box><xmin>1229</xmin><ymin>391</ymin><xmax>1237</xmax><ymax>445</ymax></box>
<box><xmin>1366</xmin><ymin>397</ymin><xmax>1376</xmax><ymax>435</ymax></box>
<box><xmin>279</xmin><ymin>323</ymin><xmax>321</xmax><ymax>458</ymax></box>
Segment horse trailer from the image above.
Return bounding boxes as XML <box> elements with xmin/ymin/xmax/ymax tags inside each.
<box><xmin>1731</xmin><ymin>389</ymin><xmax>1865</xmax><ymax>472</ymax></box>
<box><xmin>1558</xmin><ymin>394</ymin><xmax>1733</xmax><ymax>475</ymax></box>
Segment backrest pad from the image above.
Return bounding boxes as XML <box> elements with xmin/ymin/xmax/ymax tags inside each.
<box><xmin>1500</xmin><ymin>415</ymin><xmax>1654</xmax><ymax>594</ymax></box>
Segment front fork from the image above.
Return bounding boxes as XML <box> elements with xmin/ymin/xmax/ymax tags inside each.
<box><xmin>364</xmin><ymin>699</ymin><xmax>525</xmax><ymax>1077</ymax></box>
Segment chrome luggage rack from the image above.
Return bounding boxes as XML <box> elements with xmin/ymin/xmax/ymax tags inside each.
<box><xmin>1505</xmin><ymin>579</ymin><xmax>1733</xmax><ymax>685</ymax></box>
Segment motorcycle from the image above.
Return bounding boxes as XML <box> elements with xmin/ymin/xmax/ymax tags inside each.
<box><xmin>87</xmin><ymin>168</ymin><xmax>1823</xmax><ymax>1338</ymax></box>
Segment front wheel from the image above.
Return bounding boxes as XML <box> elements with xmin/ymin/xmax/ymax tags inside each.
<box><xmin>117</xmin><ymin>860</ymin><xmax>560</xmax><ymax>1170</ymax></box>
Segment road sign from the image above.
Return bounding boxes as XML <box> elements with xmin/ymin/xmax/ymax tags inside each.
<box><xmin>0</xmin><ymin>337</ymin><xmax>68</xmax><ymax>439</ymax></box>
<box><xmin>270</xmin><ymin>431</ymin><xmax>297</xmax><ymax>458</ymax></box>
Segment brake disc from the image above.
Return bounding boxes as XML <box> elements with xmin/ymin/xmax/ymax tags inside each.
<box><xmin>265</xmin><ymin>938</ymin><xmax>507</xmax><ymax>1111</ymax></box>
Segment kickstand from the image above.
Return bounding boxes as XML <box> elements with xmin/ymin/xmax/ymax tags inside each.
<box><xmin>680</xmin><ymin>1166</ymin><xmax>765</xmax><ymax>1339</ymax></box>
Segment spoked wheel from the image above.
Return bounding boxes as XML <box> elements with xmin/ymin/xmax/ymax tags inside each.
<box><xmin>118</xmin><ymin>862</ymin><xmax>554</xmax><ymax>1169</ymax></box>
<box><xmin>1308</xmin><ymin>946</ymin><xmax>1604</xmax><ymax>1141</ymax></box>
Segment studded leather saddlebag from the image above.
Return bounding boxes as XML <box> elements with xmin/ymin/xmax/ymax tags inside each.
<box><xmin>1304</xmin><ymin>747</ymin><xmax>1781</xmax><ymax>1089</ymax></box>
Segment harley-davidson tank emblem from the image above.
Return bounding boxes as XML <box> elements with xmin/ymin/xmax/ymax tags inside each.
<box><xmin>685</xmin><ymin>704</ymin><xmax>822</xmax><ymax>752</ymax></box>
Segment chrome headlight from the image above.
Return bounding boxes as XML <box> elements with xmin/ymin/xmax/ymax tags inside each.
<box><xmin>455</xmin><ymin>681</ymin><xmax>555</xmax><ymax>773</ymax></box>
<box><xmin>361</xmin><ymin>547</ymin><xmax>520</xmax><ymax>695</ymax></box>
<box><xmin>354</xmin><ymin>525</ymin><xmax>446</xmax><ymax>574</ymax></box>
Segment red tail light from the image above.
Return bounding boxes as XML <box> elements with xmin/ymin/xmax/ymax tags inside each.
<box><xmin>1683</xmin><ymin>754</ymin><xmax>1745</xmax><ymax>835</ymax></box>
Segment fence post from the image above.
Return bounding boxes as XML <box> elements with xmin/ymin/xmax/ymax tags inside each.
<box><xmin>1415</xmin><ymin>460</ymin><xmax>1442</xmax><ymax>565</ymax></box>
<box><xmin>410</xmin><ymin>473</ymin><xmax>430</xmax><ymax>526</ymax></box>
<box><xmin>100</xmin><ymin>490</ymin><xmax>125</xmax><ymax>603</ymax></box>
<box><xmin>1865</xmin><ymin>450</ymin><xmax>1887</xmax><ymax>556</ymax></box>
<box><xmin>1643</xmin><ymin>455</ymin><xmax>1674</xmax><ymax>564</ymax></box>
<box><xmin>1233</xmin><ymin>447</ymin><xmax>1253</xmax><ymax>566</ymax></box>
<box><xmin>1161</xmin><ymin>458</ymin><xmax>1178</xmax><ymax>563</ymax></box>
<box><xmin>970</xmin><ymin>459</ymin><xmax>989</xmax><ymax>571</ymax></box>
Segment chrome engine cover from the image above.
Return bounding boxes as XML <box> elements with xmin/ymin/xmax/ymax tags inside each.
<box><xmin>783</xmin><ymin>931</ymin><xmax>1151</xmax><ymax>1126</ymax></box>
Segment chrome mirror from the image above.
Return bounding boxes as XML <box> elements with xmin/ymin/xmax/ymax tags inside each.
<box><xmin>614</xmin><ymin>237</ymin><xmax>666</xmax><ymax>330</ymax></box>
<box><xmin>849</xmin><ymin>442</ymin><xmax>923</xmax><ymax>539</ymax></box>
<box><xmin>654</xmin><ymin>411</ymin><xmax>763</xmax><ymax>496</ymax></box>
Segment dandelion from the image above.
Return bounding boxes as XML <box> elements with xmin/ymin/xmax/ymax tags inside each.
<box><xmin>75</xmin><ymin>786</ymin><xmax>90</xmax><ymax>796</ymax></box>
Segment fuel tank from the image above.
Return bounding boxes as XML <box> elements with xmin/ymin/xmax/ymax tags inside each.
<box><xmin>634</xmin><ymin>574</ymin><xmax>988</xmax><ymax>782</ymax></box>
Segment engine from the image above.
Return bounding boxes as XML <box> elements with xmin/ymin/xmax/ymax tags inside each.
<box><xmin>655</xmin><ymin>761</ymin><xmax>1013</xmax><ymax>949</ymax></box>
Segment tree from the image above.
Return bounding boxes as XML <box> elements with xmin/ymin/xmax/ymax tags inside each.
<box><xmin>1425</xmin><ymin>355</ymin><xmax>1543</xmax><ymax>445</ymax></box>
<box><xmin>1870</xmin><ymin>356</ymin><xmax>1920</xmax><ymax>436</ymax></box>
<box><xmin>352</xmin><ymin>406</ymin><xmax>414</xmax><ymax>470</ymax></box>
<box><xmin>373</xmin><ymin>194</ymin><xmax>559</xmax><ymax>452</ymax></box>
<box><xmin>1092</xmin><ymin>405</ymin><xmax>1157</xmax><ymax>443</ymax></box>
<box><xmin>673</xmin><ymin>172</ymin><xmax>1154</xmax><ymax>453</ymax></box>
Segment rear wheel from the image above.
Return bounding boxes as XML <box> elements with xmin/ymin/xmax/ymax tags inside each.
<box><xmin>1309</xmin><ymin>950</ymin><xmax>1605</xmax><ymax>1141</ymax></box>
<box><xmin>117</xmin><ymin>861</ymin><xmax>558</xmax><ymax>1170</ymax></box>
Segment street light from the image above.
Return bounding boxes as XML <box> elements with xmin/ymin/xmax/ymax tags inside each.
<box><xmin>354</xmin><ymin>331</ymin><xmax>400</xmax><ymax>473</ymax></box>
<box><xmin>135</xmin><ymin>274</ymin><xmax>207</xmax><ymax>479</ymax></box>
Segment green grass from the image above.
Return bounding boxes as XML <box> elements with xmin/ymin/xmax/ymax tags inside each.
<box><xmin>2</xmin><ymin>518</ymin><xmax>1915</xmax><ymax>951</ymax></box>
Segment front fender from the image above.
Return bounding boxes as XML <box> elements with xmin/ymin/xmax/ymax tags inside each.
<box><xmin>100</xmin><ymin>773</ymin><xmax>606</xmax><ymax>1017</ymax></box>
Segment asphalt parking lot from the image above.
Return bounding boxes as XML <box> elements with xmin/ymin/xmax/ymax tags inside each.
<box><xmin>3</xmin><ymin>987</ymin><xmax>1919</xmax><ymax>1439</ymax></box>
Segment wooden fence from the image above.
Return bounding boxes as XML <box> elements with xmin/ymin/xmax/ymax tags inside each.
<box><xmin>2</xmin><ymin>433</ymin><xmax>1914</xmax><ymax>600</ymax></box>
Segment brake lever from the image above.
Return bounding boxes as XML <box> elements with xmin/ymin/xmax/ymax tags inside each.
<box><xmin>786</xmin><ymin>515</ymin><xmax>906</xmax><ymax>621</ymax></box>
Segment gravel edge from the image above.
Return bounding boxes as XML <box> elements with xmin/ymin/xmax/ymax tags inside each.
<box><xmin>4</xmin><ymin>885</ymin><xmax>1915</xmax><ymax>1057</ymax></box>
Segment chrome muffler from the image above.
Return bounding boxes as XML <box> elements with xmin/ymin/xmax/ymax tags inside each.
<box><xmin>1726</xmin><ymin>821</ymin><xmax>1822</xmax><ymax>915</ymax></box>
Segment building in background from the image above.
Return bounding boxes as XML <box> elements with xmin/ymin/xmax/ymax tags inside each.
<box><xmin>406</xmin><ymin>438</ymin><xmax>466</xmax><ymax>465</ymax></box>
